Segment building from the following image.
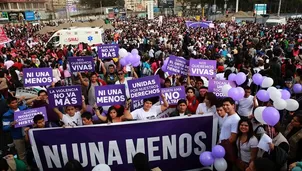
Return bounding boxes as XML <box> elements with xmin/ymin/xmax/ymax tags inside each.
<box><xmin>0</xmin><ymin>0</ymin><xmax>47</xmax><ymax>21</ymax></box>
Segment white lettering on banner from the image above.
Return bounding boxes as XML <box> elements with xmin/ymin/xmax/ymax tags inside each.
<box><xmin>42</xmin><ymin>132</ymin><xmax>207</xmax><ymax>168</ymax></box>
<box><xmin>71</xmin><ymin>65</ymin><xmax>93</xmax><ymax>71</ymax></box>
<box><xmin>108</xmin><ymin>141</ymin><xmax>123</xmax><ymax>165</ymax></box>
<box><xmin>24</xmin><ymin>77</ymin><xmax>52</xmax><ymax>84</ymax></box>
<box><xmin>132</xmin><ymin>80</ymin><xmax>156</xmax><ymax>88</ymax></box>
<box><xmin>72</xmin><ymin>143</ymin><xmax>88</xmax><ymax>167</ymax></box>
<box><xmin>126</xmin><ymin>138</ymin><xmax>145</xmax><ymax>163</ymax></box>
<box><xmin>191</xmin><ymin>68</ymin><xmax>215</xmax><ymax>75</ymax></box>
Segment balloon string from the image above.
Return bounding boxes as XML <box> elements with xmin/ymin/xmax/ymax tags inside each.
<box><xmin>268</xmin><ymin>125</ymin><xmax>272</xmax><ymax>154</ymax></box>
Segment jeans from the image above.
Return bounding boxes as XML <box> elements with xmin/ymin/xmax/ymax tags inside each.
<box><xmin>13</xmin><ymin>138</ymin><xmax>28</xmax><ymax>167</ymax></box>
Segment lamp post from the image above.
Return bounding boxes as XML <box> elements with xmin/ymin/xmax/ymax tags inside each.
<box><xmin>277</xmin><ymin>0</ymin><xmax>281</xmax><ymax>17</ymax></box>
<box><xmin>235</xmin><ymin>0</ymin><xmax>239</xmax><ymax>13</ymax></box>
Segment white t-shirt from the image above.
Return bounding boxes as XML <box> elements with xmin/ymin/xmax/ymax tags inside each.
<box><xmin>196</xmin><ymin>103</ymin><xmax>216</xmax><ymax>115</ymax></box>
<box><xmin>237</xmin><ymin>95</ymin><xmax>254</xmax><ymax>117</ymax></box>
<box><xmin>115</xmin><ymin>77</ymin><xmax>132</xmax><ymax>98</ymax></box>
<box><xmin>131</xmin><ymin>105</ymin><xmax>162</xmax><ymax>120</ymax></box>
<box><xmin>4</xmin><ymin>60</ymin><xmax>14</xmax><ymax>69</ymax></box>
<box><xmin>62</xmin><ymin>111</ymin><xmax>82</xmax><ymax>126</ymax></box>
<box><xmin>216</xmin><ymin>73</ymin><xmax>226</xmax><ymax>80</ymax></box>
<box><xmin>219</xmin><ymin>113</ymin><xmax>240</xmax><ymax>142</ymax></box>
<box><xmin>237</xmin><ymin>136</ymin><xmax>258</xmax><ymax>163</ymax></box>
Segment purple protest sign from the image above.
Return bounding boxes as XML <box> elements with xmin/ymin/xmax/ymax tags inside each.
<box><xmin>166</xmin><ymin>56</ymin><xmax>188</xmax><ymax>75</ymax></box>
<box><xmin>189</xmin><ymin>59</ymin><xmax>217</xmax><ymax>78</ymax></box>
<box><xmin>68</xmin><ymin>56</ymin><xmax>95</xmax><ymax>72</ymax></box>
<box><xmin>208</xmin><ymin>79</ymin><xmax>236</xmax><ymax>97</ymax></box>
<box><xmin>97</xmin><ymin>44</ymin><xmax>119</xmax><ymax>59</ymax></box>
<box><xmin>47</xmin><ymin>86</ymin><xmax>82</xmax><ymax>107</ymax></box>
<box><xmin>23</xmin><ymin>68</ymin><xmax>53</xmax><ymax>87</ymax></box>
<box><xmin>95</xmin><ymin>84</ymin><xmax>126</xmax><ymax>106</ymax></box>
<box><xmin>14</xmin><ymin>107</ymin><xmax>47</xmax><ymax>128</ymax></box>
<box><xmin>160</xmin><ymin>86</ymin><xmax>186</xmax><ymax>105</ymax></box>
<box><xmin>128</xmin><ymin>75</ymin><xmax>161</xmax><ymax>100</ymax></box>
<box><xmin>131</xmin><ymin>99</ymin><xmax>144</xmax><ymax>111</ymax></box>
<box><xmin>29</xmin><ymin>115</ymin><xmax>214</xmax><ymax>171</ymax></box>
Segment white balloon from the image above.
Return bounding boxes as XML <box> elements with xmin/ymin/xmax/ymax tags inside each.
<box><xmin>254</xmin><ymin>107</ymin><xmax>267</xmax><ymax>124</ymax></box>
<box><xmin>214</xmin><ymin>158</ymin><xmax>228</xmax><ymax>171</ymax></box>
<box><xmin>269</xmin><ymin>90</ymin><xmax>282</xmax><ymax>101</ymax></box>
<box><xmin>92</xmin><ymin>164</ymin><xmax>111</xmax><ymax>171</ymax></box>
<box><xmin>267</xmin><ymin>87</ymin><xmax>277</xmax><ymax>94</ymax></box>
<box><xmin>222</xmin><ymin>84</ymin><xmax>232</xmax><ymax>96</ymax></box>
<box><xmin>261</xmin><ymin>77</ymin><xmax>274</xmax><ymax>88</ymax></box>
<box><xmin>273</xmin><ymin>99</ymin><xmax>287</xmax><ymax>110</ymax></box>
<box><xmin>118</xmin><ymin>48</ymin><xmax>128</xmax><ymax>58</ymax></box>
<box><xmin>285</xmin><ymin>99</ymin><xmax>299</xmax><ymax>111</ymax></box>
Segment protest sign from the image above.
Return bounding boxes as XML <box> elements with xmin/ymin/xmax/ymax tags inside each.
<box><xmin>131</xmin><ymin>99</ymin><xmax>144</xmax><ymax>111</ymax></box>
<box><xmin>160</xmin><ymin>86</ymin><xmax>186</xmax><ymax>105</ymax></box>
<box><xmin>97</xmin><ymin>44</ymin><xmax>119</xmax><ymax>59</ymax></box>
<box><xmin>189</xmin><ymin>59</ymin><xmax>216</xmax><ymax>78</ymax></box>
<box><xmin>15</xmin><ymin>87</ymin><xmax>46</xmax><ymax>99</ymax></box>
<box><xmin>68</xmin><ymin>56</ymin><xmax>95</xmax><ymax>72</ymax></box>
<box><xmin>23</xmin><ymin>68</ymin><xmax>53</xmax><ymax>87</ymax></box>
<box><xmin>208</xmin><ymin>79</ymin><xmax>236</xmax><ymax>97</ymax></box>
<box><xmin>95</xmin><ymin>84</ymin><xmax>126</xmax><ymax>106</ymax></box>
<box><xmin>128</xmin><ymin>75</ymin><xmax>161</xmax><ymax>100</ymax></box>
<box><xmin>165</xmin><ymin>56</ymin><xmax>188</xmax><ymax>75</ymax></box>
<box><xmin>47</xmin><ymin>86</ymin><xmax>82</xmax><ymax>107</ymax></box>
<box><xmin>14</xmin><ymin>107</ymin><xmax>47</xmax><ymax>128</ymax></box>
<box><xmin>29</xmin><ymin>115</ymin><xmax>216</xmax><ymax>171</ymax></box>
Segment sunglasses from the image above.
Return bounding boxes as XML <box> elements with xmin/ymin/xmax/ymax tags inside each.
<box><xmin>118</xmin><ymin>73</ymin><xmax>124</xmax><ymax>75</ymax></box>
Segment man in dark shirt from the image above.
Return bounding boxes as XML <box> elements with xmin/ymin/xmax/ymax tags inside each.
<box><xmin>170</xmin><ymin>99</ymin><xmax>191</xmax><ymax>117</ymax></box>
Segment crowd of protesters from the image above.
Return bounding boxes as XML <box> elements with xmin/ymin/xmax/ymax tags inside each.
<box><xmin>0</xmin><ymin>16</ymin><xmax>302</xmax><ymax>171</ymax></box>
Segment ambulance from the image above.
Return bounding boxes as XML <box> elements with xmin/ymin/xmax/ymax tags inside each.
<box><xmin>46</xmin><ymin>27</ymin><xmax>105</xmax><ymax>48</ymax></box>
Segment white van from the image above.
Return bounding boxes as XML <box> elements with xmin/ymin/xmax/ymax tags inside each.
<box><xmin>46</xmin><ymin>27</ymin><xmax>105</xmax><ymax>48</ymax></box>
<box><xmin>265</xmin><ymin>17</ymin><xmax>287</xmax><ymax>27</ymax></box>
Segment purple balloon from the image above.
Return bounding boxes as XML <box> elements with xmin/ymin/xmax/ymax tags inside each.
<box><xmin>228</xmin><ymin>87</ymin><xmax>241</xmax><ymax>101</ymax></box>
<box><xmin>119</xmin><ymin>57</ymin><xmax>128</xmax><ymax>66</ymax></box>
<box><xmin>133</xmin><ymin>61</ymin><xmax>141</xmax><ymax>67</ymax></box>
<box><xmin>199</xmin><ymin>151</ymin><xmax>215</xmax><ymax>166</ymax></box>
<box><xmin>125</xmin><ymin>53</ymin><xmax>137</xmax><ymax>65</ymax></box>
<box><xmin>212</xmin><ymin>145</ymin><xmax>226</xmax><ymax>158</ymax></box>
<box><xmin>228</xmin><ymin>73</ymin><xmax>236</xmax><ymax>81</ymax></box>
<box><xmin>281</xmin><ymin>89</ymin><xmax>291</xmax><ymax>100</ymax></box>
<box><xmin>237</xmin><ymin>87</ymin><xmax>245</xmax><ymax>99</ymax></box>
<box><xmin>86</xmin><ymin>105</ymin><xmax>93</xmax><ymax>114</ymax></box>
<box><xmin>256</xmin><ymin>90</ymin><xmax>270</xmax><ymax>102</ymax></box>
<box><xmin>131</xmin><ymin>49</ymin><xmax>139</xmax><ymax>55</ymax></box>
<box><xmin>235</xmin><ymin>72</ymin><xmax>246</xmax><ymax>85</ymax></box>
<box><xmin>252</xmin><ymin>73</ymin><xmax>263</xmax><ymax>85</ymax></box>
<box><xmin>293</xmin><ymin>84</ymin><xmax>302</xmax><ymax>93</ymax></box>
<box><xmin>262</xmin><ymin>107</ymin><xmax>280</xmax><ymax>126</ymax></box>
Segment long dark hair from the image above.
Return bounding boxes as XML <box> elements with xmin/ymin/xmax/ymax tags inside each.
<box><xmin>106</xmin><ymin>106</ymin><xmax>123</xmax><ymax>123</ymax></box>
<box><xmin>237</xmin><ymin>118</ymin><xmax>254</xmax><ymax>143</ymax></box>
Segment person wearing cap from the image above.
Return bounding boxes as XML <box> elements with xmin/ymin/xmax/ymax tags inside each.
<box><xmin>122</xmin><ymin>94</ymin><xmax>169</xmax><ymax>121</ymax></box>
<box><xmin>216</xmin><ymin>65</ymin><xmax>225</xmax><ymax>80</ymax></box>
<box><xmin>170</xmin><ymin>99</ymin><xmax>191</xmax><ymax>117</ymax></box>
<box><xmin>115</xmin><ymin>67</ymin><xmax>138</xmax><ymax>99</ymax></box>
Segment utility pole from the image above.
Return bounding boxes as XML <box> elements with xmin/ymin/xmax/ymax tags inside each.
<box><xmin>235</xmin><ymin>0</ymin><xmax>239</xmax><ymax>13</ymax></box>
<box><xmin>277</xmin><ymin>0</ymin><xmax>281</xmax><ymax>17</ymax></box>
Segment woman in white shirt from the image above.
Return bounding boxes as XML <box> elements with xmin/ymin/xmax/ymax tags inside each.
<box><xmin>51</xmin><ymin>62</ymin><xmax>61</xmax><ymax>86</ymax></box>
<box><xmin>235</xmin><ymin>118</ymin><xmax>259</xmax><ymax>171</ymax></box>
<box><xmin>196</xmin><ymin>92</ymin><xmax>217</xmax><ymax>115</ymax></box>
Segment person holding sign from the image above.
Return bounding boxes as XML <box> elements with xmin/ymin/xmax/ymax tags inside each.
<box><xmin>95</xmin><ymin>105</ymin><xmax>123</xmax><ymax>123</ymax></box>
<box><xmin>115</xmin><ymin>68</ymin><xmax>138</xmax><ymax>98</ymax></box>
<box><xmin>53</xmin><ymin>96</ymin><xmax>87</xmax><ymax>127</ymax></box>
<box><xmin>122</xmin><ymin>95</ymin><xmax>169</xmax><ymax>121</ymax></box>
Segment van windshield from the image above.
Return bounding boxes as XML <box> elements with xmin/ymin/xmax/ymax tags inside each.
<box><xmin>50</xmin><ymin>36</ymin><xmax>59</xmax><ymax>43</ymax></box>
<box><xmin>266</xmin><ymin>22</ymin><xmax>279</xmax><ymax>27</ymax></box>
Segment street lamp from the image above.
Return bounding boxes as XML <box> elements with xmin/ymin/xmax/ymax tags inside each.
<box><xmin>235</xmin><ymin>0</ymin><xmax>239</xmax><ymax>13</ymax></box>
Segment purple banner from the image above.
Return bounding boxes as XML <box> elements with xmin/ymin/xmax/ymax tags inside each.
<box><xmin>208</xmin><ymin>79</ymin><xmax>236</xmax><ymax>97</ymax></box>
<box><xmin>29</xmin><ymin>115</ymin><xmax>214</xmax><ymax>171</ymax></box>
<box><xmin>47</xmin><ymin>86</ymin><xmax>82</xmax><ymax>107</ymax></box>
<box><xmin>166</xmin><ymin>56</ymin><xmax>188</xmax><ymax>75</ymax></box>
<box><xmin>23</xmin><ymin>68</ymin><xmax>53</xmax><ymax>87</ymax></box>
<box><xmin>128</xmin><ymin>75</ymin><xmax>161</xmax><ymax>100</ymax></box>
<box><xmin>14</xmin><ymin>107</ymin><xmax>47</xmax><ymax>128</ymax></box>
<box><xmin>68</xmin><ymin>56</ymin><xmax>95</xmax><ymax>72</ymax></box>
<box><xmin>97</xmin><ymin>44</ymin><xmax>119</xmax><ymax>59</ymax></box>
<box><xmin>95</xmin><ymin>84</ymin><xmax>126</xmax><ymax>106</ymax></box>
<box><xmin>189</xmin><ymin>59</ymin><xmax>217</xmax><ymax>78</ymax></box>
<box><xmin>160</xmin><ymin>86</ymin><xmax>186</xmax><ymax>105</ymax></box>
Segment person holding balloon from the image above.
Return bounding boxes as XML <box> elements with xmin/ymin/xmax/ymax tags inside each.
<box><xmin>234</xmin><ymin>118</ymin><xmax>258</xmax><ymax>171</ymax></box>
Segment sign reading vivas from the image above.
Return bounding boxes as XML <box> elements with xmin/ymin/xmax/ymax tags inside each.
<box><xmin>68</xmin><ymin>56</ymin><xmax>95</xmax><ymax>72</ymax></box>
<box><xmin>23</xmin><ymin>68</ymin><xmax>53</xmax><ymax>87</ymax></box>
<box><xmin>189</xmin><ymin>59</ymin><xmax>217</xmax><ymax>78</ymax></box>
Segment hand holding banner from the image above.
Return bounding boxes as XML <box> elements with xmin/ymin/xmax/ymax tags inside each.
<box><xmin>14</xmin><ymin>107</ymin><xmax>47</xmax><ymax>128</ymax></box>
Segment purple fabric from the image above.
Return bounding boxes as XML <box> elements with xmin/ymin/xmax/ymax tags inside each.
<box><xmin>30</xmin><ymin>115</ymin><xmax>213</xmax><ymax>171</ymax></box>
